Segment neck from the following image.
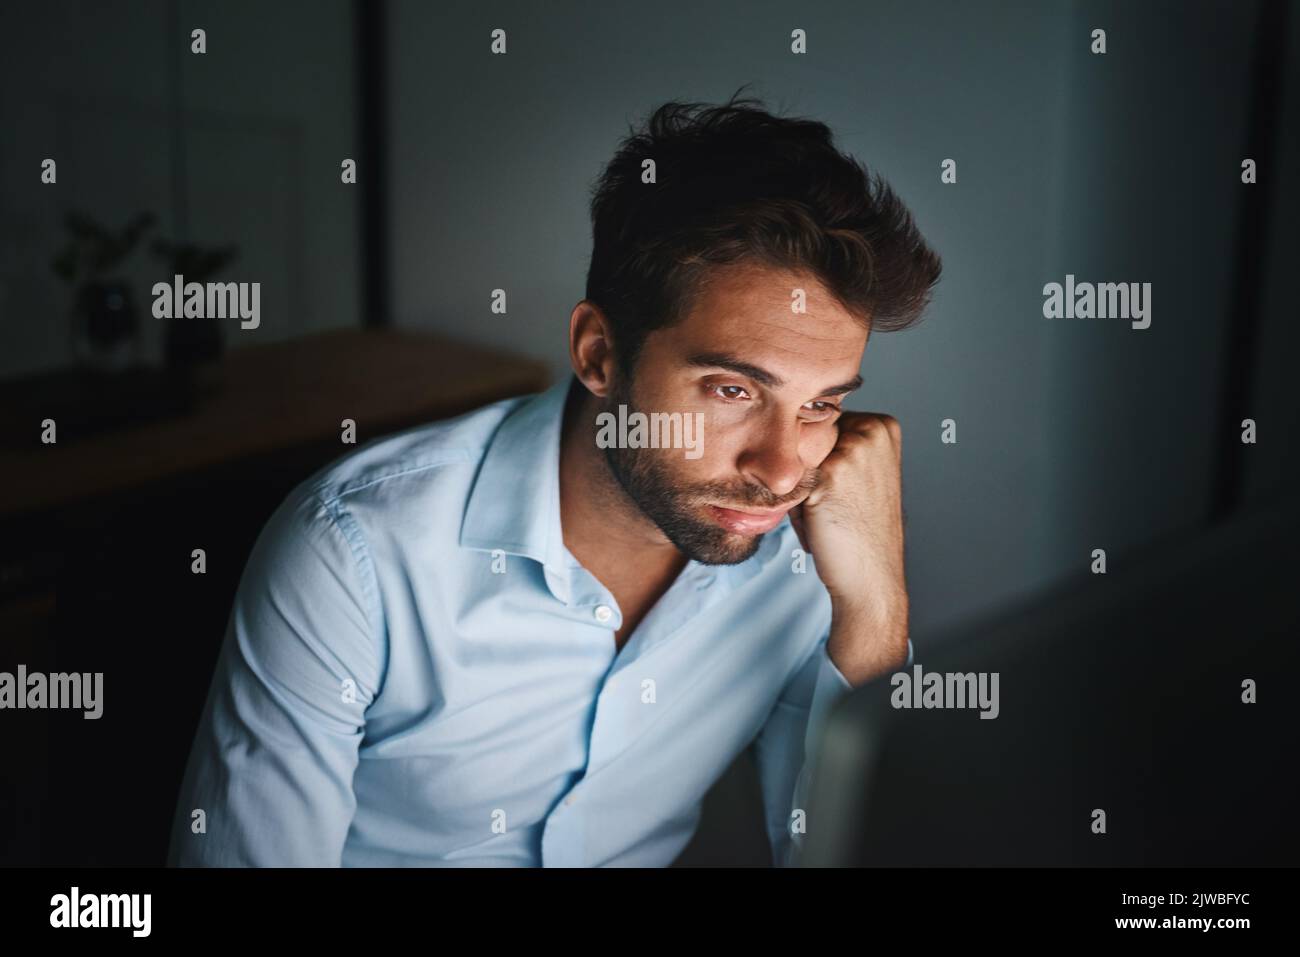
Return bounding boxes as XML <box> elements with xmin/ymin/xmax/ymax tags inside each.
<box><xmin>558</xmin><ymin>378</ymin><xmax>685</xmax><ymax>575</ymax></box>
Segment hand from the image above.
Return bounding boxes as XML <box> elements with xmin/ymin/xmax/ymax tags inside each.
<box><xmin>789</xmin><ymin>411</ymin><xmax>909</xmax><ymax>686</ymax></box>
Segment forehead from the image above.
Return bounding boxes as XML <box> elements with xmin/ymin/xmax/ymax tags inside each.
<box><xmin>659</xmin><ymin>261</ymin><xmax>869</xmax><ymax>378</ymax></box>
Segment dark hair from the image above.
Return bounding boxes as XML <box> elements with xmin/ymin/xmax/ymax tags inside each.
<box><xmin>585</xmin><ymin>89</ymin><xmax>942</xmax><ymax>375</ymax></box>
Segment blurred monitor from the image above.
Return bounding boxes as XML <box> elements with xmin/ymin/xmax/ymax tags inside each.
<box><xmin>799</xmin><ymin>496</ymin><xmax>1300</xmax><ymax>866</ymax></box>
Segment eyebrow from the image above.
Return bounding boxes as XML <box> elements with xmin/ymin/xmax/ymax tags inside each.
<box><xmin>686</xmin><ymin>352</ymin><xmax>863</xmax><ymax>397</ymax></box>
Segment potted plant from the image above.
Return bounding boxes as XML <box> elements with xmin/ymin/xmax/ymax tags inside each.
<box><xmin>51</xmin><ymin>210</ymin><xmax>157</xmax><ymax>372</ymax></box>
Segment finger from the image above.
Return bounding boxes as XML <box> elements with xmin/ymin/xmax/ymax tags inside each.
<box><xmin>839</xmin><ymin>413</ymin><xmax>895</xmax><ymax>439</ymax></box>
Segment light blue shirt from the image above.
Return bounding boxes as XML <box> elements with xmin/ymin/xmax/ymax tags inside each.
<box><xmin>168</xmin><ymin>374</ymin><xmax>911</xmax><ymax>867</ymax></box>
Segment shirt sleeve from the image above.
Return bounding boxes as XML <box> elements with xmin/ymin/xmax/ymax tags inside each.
<box><xmin>167</xmin><ymin>489</ymin><xmax>383</xmax><ymax>866</ymax></box>
<box><xmin>752</xmin><ymin>633</ymin><xmax>913</xmax><ymax>867</ymax></box>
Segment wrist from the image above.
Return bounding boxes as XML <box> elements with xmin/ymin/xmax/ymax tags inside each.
<box><xmin>827</xmin><ymin>593</ymin><xmax>909</xmax><ymax>687</ymax></box>
<box><xmin>831</xmin><ymin>587</ymin><xmax>908</xmax><ymax>634</ymax></box>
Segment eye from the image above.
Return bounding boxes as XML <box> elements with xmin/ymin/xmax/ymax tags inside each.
<box><xmin>801</xmin><ymin>400</ymin><xmax>840</xmax><ymax>421</ymax></box>
<box><xmin>708</xmin><ymin>384</ymin><xmax>751</xmax><ymax>401</ymax></box>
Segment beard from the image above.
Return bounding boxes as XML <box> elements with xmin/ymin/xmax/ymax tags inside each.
<box><xmin>597</xmin><ymin>374</ymin><xmax>816</xmax><ymax>565</ymax></box>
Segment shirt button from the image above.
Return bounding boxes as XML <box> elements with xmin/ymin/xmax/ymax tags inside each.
<box><xmin>565</xmin><ymin>794</ymin><xmax>576</xmax><ymax>806</ymax></box>
<box><xmin>594</xmin><ymin>604</ymin><xmax>613</xmax><ymax>623</ymax></box>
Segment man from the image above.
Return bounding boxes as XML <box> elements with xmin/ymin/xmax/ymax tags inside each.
<box><xmin>168</xmin><ymin>92</ymin><xmax>942</xmax><ymax>867</ymax></box>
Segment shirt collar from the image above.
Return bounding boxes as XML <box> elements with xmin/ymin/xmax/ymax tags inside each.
<box><xmin>459</xmin><ymin>372</ymin><xmax>789</xmax><ymax>599</ymax></box>
<box><xmin>460</xmin><ymin>373</ymin><xmax>576</xmax><ymax>575</ymax></box>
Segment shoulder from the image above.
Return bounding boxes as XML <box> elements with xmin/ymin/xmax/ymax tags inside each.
<box><xmin>249</xmin><ymin>392</ymin><xmax>533</xmax><ymax>591</ymax></box>
<box><xmin>236</xmin><ymin>393</ymin><xmax>535</xmax><ymax>639</ymax></box>
<box><xmin>301</xmin><ymin>393</ymin><xmax>530</xmax><ymax>511</ymax></box>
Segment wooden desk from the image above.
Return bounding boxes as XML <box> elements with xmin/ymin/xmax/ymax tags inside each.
<box><xmin>1</xmin><ymin>328</ymin><xmax>551</xmax><ymax>518</ymax></box>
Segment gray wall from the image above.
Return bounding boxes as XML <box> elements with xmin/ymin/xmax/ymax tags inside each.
<box><xmin>1044</xmin><ymin>0</ymin><xmax>1263</xmax><ymax>580</ymax></box>
<box><xmin>388</xmin><ymin>0</ymin><xmax>1278</xmax><ymax>642</ymax></box>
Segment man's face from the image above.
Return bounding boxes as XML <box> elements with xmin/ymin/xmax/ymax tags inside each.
<box><xmin>599</xmin><ymin>261</ymin><xmax>869</xmax><ymax>564</ymax></box>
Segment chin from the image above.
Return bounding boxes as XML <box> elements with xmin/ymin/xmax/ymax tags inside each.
<box><xmin>677</xmin><ymin>526</ymin><xmax>766</xmax><ymax>566</ymax></box>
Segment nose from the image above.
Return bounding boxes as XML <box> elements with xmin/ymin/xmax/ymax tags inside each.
<box><xmin>737</xmin><ymin>413</ymin><xmax>807</xmax><ymax>499</ymax></box>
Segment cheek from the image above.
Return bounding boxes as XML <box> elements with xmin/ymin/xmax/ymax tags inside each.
<box><xmin>684</xmin><ymin>404</ymin><xmax>735</xmax><ymax>457</ymax></box>
<box><xmin>644</xmin><ymin>423</ymin><xmax>739</xmax><ymax>490</ymax></box>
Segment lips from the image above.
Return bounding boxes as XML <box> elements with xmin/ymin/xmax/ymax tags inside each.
<box><xmin>705</xmin><ymin>504</ymin><xmax>792</xmax><ymax>535</ymax></box>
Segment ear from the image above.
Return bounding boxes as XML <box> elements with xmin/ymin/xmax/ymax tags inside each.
<box><xmin>568</xmin><ymin>300</ymin><xmax>618</xmax><ymax>399</ymax></box>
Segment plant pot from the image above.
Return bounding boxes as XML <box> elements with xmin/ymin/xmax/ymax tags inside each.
<box><xmin>70</xmin><ymin>279</ymin><xmax>140</xmax><ymax>372</ymax></box>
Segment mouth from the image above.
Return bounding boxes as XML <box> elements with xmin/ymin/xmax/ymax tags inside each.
<box><xmin>704</xmin><ymin>503</ymin><xmax>794</xmax><ymax>535</ymax></box>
